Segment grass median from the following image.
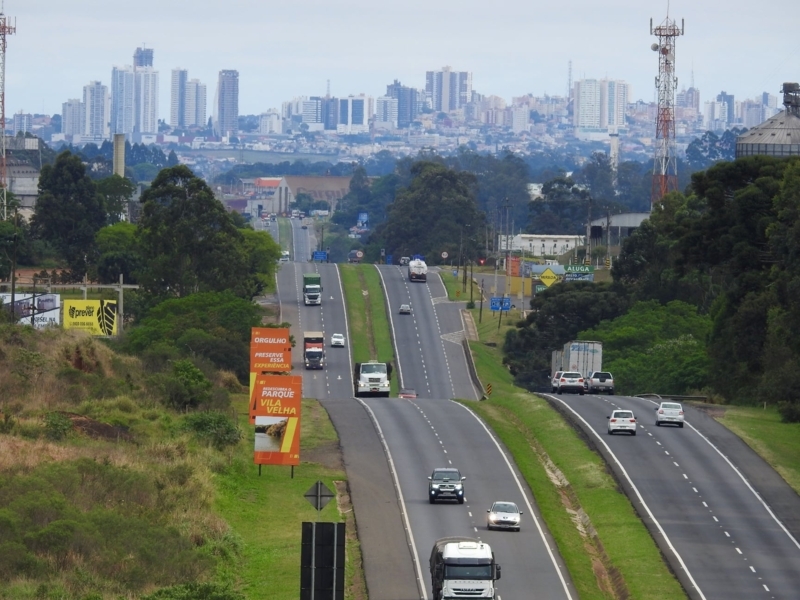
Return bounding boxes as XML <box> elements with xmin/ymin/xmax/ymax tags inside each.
<box><xmin>278</xmin><ymin>218</ymin><xmax>293</xmax><ymax>258</ymax></box>
<box><xmin>461</xmin><ymin>314</ymin><xmax>685</xmax><ymax>600</ymax></box>
<box><xmin>339</xmin><ymin>264</ymin><xmax>398</xmax><ymax>396</ymax></box>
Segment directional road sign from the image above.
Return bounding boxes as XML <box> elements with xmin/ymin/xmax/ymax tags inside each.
<box><xmin>490</xmin><ymin>297</ymin><xmax>512</xmax><ymax>311</ymax></box>
<box><xmin>304</xmin><ymin>480</ymin><xmax>335</xmax><ymax>511</ymax></box>
<box><xmin>313</xmin><ymin>251</ymin><xmax>328</xmax><ymax>262</ymax></box>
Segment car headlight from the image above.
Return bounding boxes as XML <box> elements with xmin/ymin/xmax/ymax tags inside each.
<box><xmin>431</xmin><ymin>484</ymin><xmax>439</xmax><ymax>489</ymax></box>
<box><xmin>455</xmin><ymin>483</ymin><xmax>463</xmax><ymax>490</ymax></box>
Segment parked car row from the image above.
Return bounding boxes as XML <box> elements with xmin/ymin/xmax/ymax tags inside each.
<box><xmin>428</xmin><ymin>467</ymin><xmax>523</xmax><ymax>531</ymax></box>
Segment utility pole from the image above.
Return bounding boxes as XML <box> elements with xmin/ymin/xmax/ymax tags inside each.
<box><xmin>0</xmin><ymin>6</ymin><xmax>17</xmax><ymax>221</ymax></box>
<box><xmin>479</xmin><ymin>279</ymin><xmax>484</xmax><ymax>323</ymax></box>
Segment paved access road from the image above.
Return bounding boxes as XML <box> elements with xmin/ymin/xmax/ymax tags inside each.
<box><xmin>363</xmin><ymin>265</ymin><xmax>575</xmax><ymax>599</ymax></box>
<box><xmin>549</xmin><ymin>392</ymin><xmax>800</xmax><ymax>600</ymax></box>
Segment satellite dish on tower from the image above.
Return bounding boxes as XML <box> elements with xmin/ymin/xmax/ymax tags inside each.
<box><xmin>651</xmin><ymin>43</ymin><xmax>660</xmax><ymax>51</ymax></box>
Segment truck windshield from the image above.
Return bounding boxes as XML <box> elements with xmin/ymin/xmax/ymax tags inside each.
<box><xmin>444</xmin><ymin>565</ymin><xmax>492</xmax><ymax>580</ymax></box>
<box><xmin>361</xmin><ymin>364</ymin><xmax>386</xmax><ymax>374</ymax></box>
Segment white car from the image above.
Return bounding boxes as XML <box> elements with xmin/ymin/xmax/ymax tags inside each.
<box><xmin>655</xmin><ymin>402</ymin><xmax>685</xmax><ymax>427</ymax></box>
<box><xmin>487</xmin><ymin>501</ymin><xmax>522</xmax><ymax>531</ymax></box>
<box><xmin>607</xmin><ymin>410</ymin><xmax>637</xmax><ymax>435</ymax></box>
<box><xmin>399</xmin><ymin>304</ymin><xmax>412</xmax><ymax>315</ymax></box>
<box><xmin>330</xmin><ymin>333</ymin><xmax>345</xmax><ymax>347</ymax></box>
<box><xmin>551</xmin><ymin>371</ymin><xmax>563</xmax><ymax>393</ymax></box>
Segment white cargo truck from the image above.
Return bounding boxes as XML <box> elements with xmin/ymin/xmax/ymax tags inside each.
<box><xmin>551</xmin><ymin>350</ymin><xmax>563</xmax><ymax>378</ymax></box>
<box><xmin>408</xmin><ymin>259</ymin><xmax>428</xmax><ymax>282</ymax></box>
<box><xmin>430</xmin><ymin>537</ymin><xmax>501</xmax><ymax>600</ymax></box>
<box><xmin>562</xmin><ymin>340</ymin><xmax>603</xmax><ymax>377</ymax></box>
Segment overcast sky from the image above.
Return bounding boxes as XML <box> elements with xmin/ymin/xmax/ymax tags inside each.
<box><xmin>6</xmin><ymin>0</ymin><xmax>800</xmax><ymax>119</ymax></box>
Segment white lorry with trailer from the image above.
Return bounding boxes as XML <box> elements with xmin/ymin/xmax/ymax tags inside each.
<box><xmin>408</xmin><ymin>259</ymin><xmax>428</xmax><ymax>282</ymax></box>
<box><xmin>562</xmin><ymin>340</ymin><xmax>603</xmax><ymax>377</ymax></box>
<box><xmin>551</xmin><ymin>349</ymin><xmax>563</xmax><ymax>378</ymax></box>
<box><xmin>429</xmin><ymin>537</ymin><xmax>501</xmax><ymax>600</ymax></box>
<box><xmin>353</xmin><ymin>360</ymin><xmax>391</xmax><ymax>397</ymax></box>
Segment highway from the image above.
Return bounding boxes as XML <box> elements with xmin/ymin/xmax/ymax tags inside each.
<box><xmin>364</xmin><ymin>265</ymin><xmax>575</xmax><ymax>599</ymax></box>
<box><xmin>548</xmin><ymin>392</ymin><xmax>800</xmax><ymax>600</ymax></box>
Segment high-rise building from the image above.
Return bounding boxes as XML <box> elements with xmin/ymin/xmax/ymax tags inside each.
<box><xmin>386</xmin><ymin>80</ymin><xmax>422</xmax><ymax>128</ymax></box>
<box><xmin>425</xmin><ymin>67</ymin><xmax>472</xmax><ymax>112</ymax></box>
<box><xmin>259</xmin><ymin>110</ymin><xmax>281</xmax><ymax>134</ymax></box>
<box><xmin>215</xmin><ymin>70</ymin><xmax>239</xmax><ymax>137</ymax></box>
<box><xmin>677</xmin><ymin>87</ymin><xmax>700</xmax><ymax>110</ymax></box>
<box><xmin>573</xmin><ymin>79</ymin><xmax>629</xmax><ymax>130</ymax></box>
<box><xmin>716</xmin><ymin>92</ymin><xmax>735</xmax><ymax>124</ymax></box>
<box><xmin>337</xmin><ymin>95</ymin><xmax>372</xmax><ymax>134</ymax></box>
<box><xmin>12</xmin><ymin>112</ymin><xmax>32</xmax><ymax>136</ymax></box>
<box><xmin>374</xmin><ymin>96</ymin><xmax>399</xmax><ymax>129</ymax></box>
<box><xmin>135</xmin><ymin>67</ymin><xmax>159</xmax><ymax>134</ymax></box>
<box><xmin>170</xmin><ymin>68</ymin><xmax>188</xmax><ymax>128</ymax></box>
<box><xmin>185</xmin><ymin>78</ymin><xmax>206</xmax><ymax>127</ymax></box>
<box><xmin>61</xmin><ymin>99</ymin><xmax>84</xmax><ymax>137</ymax></box>
<box><xmin>111</xmin><ymin>66</ymin><xmax>136</xmax><ymax>135</ymax></box>
<box><xmin>83</xmin><ymin>80</ymin><xmax>109</xmax><ymax>140</ymax></box>
<box><xmin>133</xmin><ymin>46</ymin><xmax>153</xmax><ymax>68</ymax></box>
<box><xmin>302</xmin><ymin>97</ymin><xmax>324</xmax><ymax>125</ymax></box>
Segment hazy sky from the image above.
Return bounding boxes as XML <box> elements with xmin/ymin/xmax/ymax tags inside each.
<box><xmin>6</xmin><ymin>0</ymin><xmax>800</xmax><ymax>119</ymax></box>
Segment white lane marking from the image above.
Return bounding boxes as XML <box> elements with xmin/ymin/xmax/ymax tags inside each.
<box><xmin>683</xmin><ymin>474</ymin><xmax>688</xmax><ymax>479</ymax></box>
<box><xmin>640</xmin><ymin>397</ymin><xmax>800</xmax><ymax>552</ymax></box>
<box><xmin>736</xmin><ymin>547</ymin><xmax>742</xmax><ymax>554</ymax></box>
<box><xmin>713</xmin><ymin>516</ymin><xmax>719</xmax><ymax>522</ymax></box>
<box><xmin>547</xmin><ymin>395</ymin><xmax>706</xmax><ymax>600</ymax></box>
<box><xmin>693</xmin><ymin>487</ymin><xmax>699</xmax><ymax>493</ymax></box>
<box><xmin>674</xmin><ymin>462</ymin><xmax>680</xmax><ymax>467</ymax></box>
<box><xmin>454</xmin><ymin>401</ymin><xmax>574</xmax><ymax>599</ymax></box>
<box><xmin>665</xmin><ymin>451</ymin><xmax>670</xmax><ymax>456</ymax></box>
<box><xmin>657</xmin><ymin>441</ymin><xmax>662</xmax><ymax>446</ymax></box>
<box><xmin>763</xmin><ymin>584</ymin><xmax>770</xmax><ymax>591</ymax></box>
<box><xmin>341</xmin><ymin>263</ymin><xmax>428</xmax><ymax>600</ymax></box>
<box><xmin>725</xmin><ymin>532</ymin><xmax>730</xmax><ymax>537</ymax></box>
<box><xmin>702</xmin><ymin>502</ymin><xmax>708</xmax><ymax>508</ymax></box>
<box><xmin>750</xmin><ymin>566</ymin><xmax>756</xmax><ymax>573</ymax></box>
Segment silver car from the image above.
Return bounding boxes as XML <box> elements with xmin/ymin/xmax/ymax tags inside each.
<box><xmin>655</xmin><ymin>402</ymin><xmax>684</xmax><ymax>427</ymax></box>
<box><xmin>585</xmin><ymin>371</ymin><xmax>615</xmax><ymax>395</ymax></box>
<box><xmin>487</xmin><ymin>501</ymin><xmax>522</xmax><ymax>531</ymax></box>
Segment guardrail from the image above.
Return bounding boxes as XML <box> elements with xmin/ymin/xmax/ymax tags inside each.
<box><xmin>635</xmin><ymin>393</ymin><xmax>708</xmax><ymax>402</ymax></box>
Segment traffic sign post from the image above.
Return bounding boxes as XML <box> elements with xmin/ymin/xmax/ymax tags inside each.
<box><xmin>490</xmin><ymin>297</ymin><xmax>512</xmax><ymax>311</ymax></box>
<box><xmin>313</xmin><ymin>251</ymin><xmax>328</xmax><ymax>262</ymax></box>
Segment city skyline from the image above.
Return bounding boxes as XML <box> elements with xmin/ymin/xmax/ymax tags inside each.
<box><xmin>5</xmin><ymin>1</ymin><xmax>799</xmax><ymax>120</ymax></box>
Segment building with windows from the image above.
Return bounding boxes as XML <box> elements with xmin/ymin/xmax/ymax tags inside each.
<box><xmin>12</xmin><ymin>112</ymin><xmax>32</xmax><ymax>136</ymax></box>
<box><xmin>111</xmin><ymin>66</ymin><xmax>135</xmax><ymax>135</ymax></box>
<box><xmin>83</xmin><ymin>80</ymin><xmax>109</xmax><ymax>140</ymax></box>
<box><xmin>425</xmin><ymin>67</ymin><xmax>472</xmax><ymax>112</ymax></box>
<box><xmin>374</xmin><ymin>96</ymin><xmax>398</xmax><ymax>130</ymax></box>
<box><xmin>716</xmin><ymin>91</ymin><xmax>735</xmax><ymax>124</ymax></box>
<box><xmin>185</xmin><ymin>79</ymin><xmax>206</xmax><ymax>128</ymax></box>
<box><xmin>337</xmin><ymin>95</ymin><xmax>371</xmax><ymax>134</ymax></box>
<box><xmin>133</xmin><ymin>46</ymin><xmax>153</xmax><ymax>68</ymax></box>
<box><xmin>170</xmin><ymin>68</ymin><xmax>187</xmax><ymax>128</ymax></box>
<box><xmin>215</xmin><ymin>70</ymin><xmax>239</xmax><ymax>137</ymax></box>
<box><xmin>572</xmin><ymin>78</ymin><xmax>629</xmax><ymax>138</ymax></box>
<box><xmin>259</xmin><ymin>110</ymin><xmax>281</xmax><ymax>134</ymax></box>
<box><xmin>61</xmin><ymin>99</ymin><xmax>83</xmax><ymax>137</ymax></box>
<box><xmin>386</xmin><ymin>80</ymin><xmax>422</xmax><ymax>127</ymax></box>
<box><xmin>135</xmin><ymin>67</ymin><xmax>159</xmax><ymax>134</ymax></box>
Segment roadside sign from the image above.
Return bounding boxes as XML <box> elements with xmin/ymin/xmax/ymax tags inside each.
<box><xmin>452</xmin><ymin>270</ymin><xmax>458</xmax><ymax>277</ymax></box>
<box><xmin>535</xmin><ymin>284</ymin><xmax>547</xmax><ymax>293</ymax></box>
<box><xmin>564</xmin><ymin>265</ymin><xmax>595</xmax><ymax>273</ymax></box>
<box><xmin>304</xmin><ymin>481</ymin><xmax>335</xmax><ymax>511</ymax></box>
<box><xmin>386</xmin><ymin>254</ymin><xmax>393</xmax><ymax>265</ymax></box>
<box><xmin>356</xmin><ymin>250</ymin><xmax>364</xmax><ymax>258</ymax></box>
<box><xmin>251</xmin><ymin>374</ymin><xmax>303</xmax><ymax>465</ymax></box>
<box><xmin>441</xmin><ymin>251</ymin><xmax>449</xmax><ymax>259</ymax></box>
<box><xmin>250</xmin><ymin>327</ymin><xmax>292</xmax><ymax>373</ymax></box>
<box><xmin>380</xmin><ymin>248</ymin><xmax>385</xmax><ymax>257</ymax></box>
<box><xmin>539</xmin><ymin>268</ymin><xmax>558</xmax><ymax>288</ymax></box>
<box><xmin>313</xmin><ymin>251</ymin><xmax>328</xmax><ymax>262</ymax></box>
<box><xmin>486</xmin><ymin>383</ymin><xmax>493</xmax><ymax>396</ymax></box>
<box><xmin>490</xmin><ymin>297</ymin><xmax>512</xmax><ymax>311</ymax></box>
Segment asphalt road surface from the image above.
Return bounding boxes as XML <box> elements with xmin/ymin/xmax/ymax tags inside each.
<box><xmin>364</xmin><ymin>265</ymin><xmax>575</xmax><ymax>599</ymax></box>
<box><xmin>548</xmin><ymin>392</ymin><xmax>800</xmax><ymax>600</ymax></box>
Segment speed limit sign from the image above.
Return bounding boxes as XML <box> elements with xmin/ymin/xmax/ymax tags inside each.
<box><xmin>441</xmin><ymin>251</ymin><xmax>449</xmax><ymax>259</ymax></box>
<box><xmin>356</xmin><ymin>250</ymin><xmax>364</xmax><ymax>258</ymax></box>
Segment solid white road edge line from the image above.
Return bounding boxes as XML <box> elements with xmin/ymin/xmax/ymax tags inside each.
<box><xmin>548</xmin><ymin>395</ymin><xmax>706</xmax><ymax>600</ymax></box>
<box><xmin>454</xmin><ymin>400</ymin><xmax>575</xmax><ymax>600</ymax></box>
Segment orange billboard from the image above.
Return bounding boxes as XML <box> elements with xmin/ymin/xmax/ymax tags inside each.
<box><xmin>250</xmin><ymin>327</ymin><xmax>292</xmax><ymax>373</ymax></box>
<box><xmin>251</xmin><ymin>374</ymin><xmax>303</xmax><ymax>466</ymax></box>
<box><xmin>507</xmin><ymin>256</ymin><xmax>521</xmax><ymax>277</ymax></box>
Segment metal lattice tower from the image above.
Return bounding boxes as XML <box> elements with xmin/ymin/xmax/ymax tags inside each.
<box><xmin>650</xmin><ymin>14</ymin><xmax>683</xmax><ymax>206</ymax></box>
<box><xmin>0</xmin><ymin>5</ymin><xmax>16</xmax><ymax>221</ymax></box>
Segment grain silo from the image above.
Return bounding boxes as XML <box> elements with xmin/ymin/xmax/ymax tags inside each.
<box><xmin>736</xmin><ymin>82</ymin><xmax>800</xmax><ymax>158</ymax></box>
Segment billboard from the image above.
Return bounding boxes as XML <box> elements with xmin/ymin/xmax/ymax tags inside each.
<box><xmin>250</xmin><ymin>327</ymin><xmax>292</xmax><ymax>373</ymax></box>
<box><xmin>0</xmin><ymin>293</ymin><xmax>61</xmax><ymax>329</ymax></box>
<box><xmin>63</xmin><ymin>299</ymin><xmax>118</xmax><ymax>336</ymax></box>
<box><xmin>251</xmin><ymin>374</ymin><xmax>303</xmax><ymax>465</ymax></box>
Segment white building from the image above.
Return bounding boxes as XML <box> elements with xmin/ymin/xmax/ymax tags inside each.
<box><xmin>135</xmin><ymin>67</ymin><xmax>159</xmax><ymax>134</ymax></box>
<box><xmin>573</xmin><ymin>78</ymin><xmax>630</xmax><ymax>133</ymax></box>
<box><xmin>425</xmin><ymin>66</ymin><xmax>472</xmax><ymax>112</ymax></box>
<box><xmin>259</xmin><ymin>110</ymin><xmax>281</xmax><ymax>134</ymax></box>
<box><xmin>374</xmin><ymin>96</ymin><xmax>398</xmax><ymax>130</ymax></box>
<box><xmin>185</xmin><ymin>78</ymin><xmax>206</xmax><ymax>127</ymax></box>
<box><xmin>337</xmin><ymin>95</ymin><xmax>372</xmax><ymax>134</ymax></box>
<box><xmin>504</xmin><ymin>234</ymin><xmax>586</xmax><ymax>256</ymax></box>
<box><xmin>111</xmin><ymin>66</ymin><xmax>135</xmax><ymax>135</ymax></box>
<box><xmin>170</xmin><ymin>68</ymin><xmax>187</xmax><ymax>128</ymax></box>
<box><xmin>83</xmin><ymin>80</ymin><xmax>109</xmax><ymax>140</ymax></box>
<box><xmin>61</xmin><ymin>99</ymin><xmax>84</xmax><ymax>137</ymax></box>
<box><xmin>12</xmin><ymin>112</ymin><xmax>32</xmax><ymax>136</ymax></box>
<box><xmin>703</xmin><ymin>101</ymin><xmax>728</xmax><ymax>131</ymax></box>
<box><xmin>510</xmin><ymin>106</ymin><xmax>529</xmax><ymax>134</ymax></box>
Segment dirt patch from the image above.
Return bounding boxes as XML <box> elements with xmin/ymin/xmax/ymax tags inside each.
<box><xmin>303</xmin><ymin>440</ymin><xmax>345</xmax><ymax>472</ymax></box>
<box><xmin>689</xmin><ymin>402</ymin><xmax>728</xmax><ymax>419</ymax></box>
<box><xmin>57</xmin><ymin>411</ymin><xmax>135</xmax><ymax>443</ymax></box>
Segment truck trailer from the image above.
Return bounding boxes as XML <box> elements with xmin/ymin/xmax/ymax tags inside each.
<box><xmin>303</xmin><ymin>332</ymin><xmax>325</xmax><ymax>369</ymax></box>
<box><xmin>303</xmin><ymin>273</ymin><xmax>322</xmax><ymax>306</ymax></box>
<box><xmin>429</xmin><ymin>537</ymin><xmax>501</xmax><ymax>600</ymax></box>
<box><xmin>408</xmin><ymin>259</ymin><xmax>428</xmax><ymax>282</ymax></box>
<box><xmin>551</xmin><ymin>350</ymin><xmax>563</xmax><ymax>378</ymax></box>
<box><xmin>562</xmin><ymin>340</ymin><xmax>603</xmax><ymax>376</ymax></box>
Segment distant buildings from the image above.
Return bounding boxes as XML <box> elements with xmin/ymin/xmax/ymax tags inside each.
<box><xmin>337</xmin><ymin>95</ymin><xmax>371</xmax><ymax>134</ymax></box>
<box><xmin>374</xmin><ymin>96</ymin><xmax>399</xmax><ymax>130</ymax></box>
<box><xmin>61</xmin><ymin>99</ymin><xmax>83</xmax><ymax>137</ymax></box>
<box><xmin>133</xmin><ymin>46</ymin><xmax>153</xmax><ymax>68</ymax></box>
<box><xmin>426</xmin><ymin>67</ymin><xmax>472</xmax><ymax>112</ymax></box>
<box><xmin>12</xmin><ymin>112</ymin><xmax>32</xmax><ymax>136</ymax></box>
<box><xmin>111</xmin><ymin>66</ymin><xmax>136</xmax><ymax>135</ymax></box>
<box><xmin>573</xmin><ymin>78</ymin><xmax>630</xmax><ymax>138</ymax></box>
<box><xmin>214</xmin><ymin>70</ymin><xmax>239</xmax><ymax>137</ymax></box>
<box><xmin>385</xmin><ymin>80</ymin><xmax>423</xmax><ymax>127</ymax></box>
<box><xmin>135</xmin><ymin>67</ymin><xmax>159</xmax><ymax>134</ymax></box>
<box><xmin>171</xmin><ymin>69</ymin><xmax>206</xmax><ymax>129</ymax></box>
<box><xmin>82</xmin><ymin>80</ymin><xmax>109</xmax><ymax>140</ymax></box>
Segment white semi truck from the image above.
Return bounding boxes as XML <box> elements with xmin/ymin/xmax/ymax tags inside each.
<box><xmin>408</xmin><ymin>259</ymin><xmax>428</xmax><ymax>282</ymax></box>
<box><xmin>429</xmin><ymin>537</ymin><xmax>501</xmax><ymax>599</ymax></box>
<box><xmin>353</xmin><ymin>360</ymin><xmax>391</xmax><ymax>397</ymax></box>
<box><xmin>562</xmin><ymin>340</ymin><xmax>603</xmax><ymax>376</ymax></box>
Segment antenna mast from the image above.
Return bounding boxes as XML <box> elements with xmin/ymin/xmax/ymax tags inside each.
<box><xmin>649</xmin><ymin>14</ymin><xmax>683</xmax><ymax>206</ymax></box>
<box><xmin>0</xmin><ymin>4</ymin><xmax>16</xmax><ymax>220</ymax></box>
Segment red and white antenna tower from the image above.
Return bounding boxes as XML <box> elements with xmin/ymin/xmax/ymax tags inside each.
<box><xmin>0</xmin><ymin>3</ymin><xmax>16</xmax><ymax>220</ymax></box>
<box><xmin>650</xmin><ymin>12</ymin><xmax>683</xmax><ymax>206</ymax></box>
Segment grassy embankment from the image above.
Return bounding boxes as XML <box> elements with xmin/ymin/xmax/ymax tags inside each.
<box><xmin>338</xmin><ymin>265</ymin><xmax>398</xmax><ymax>396</ymax></box>
<box><xmin>0</xmin><ymin>325</ymin><xmax>364</xmax><ymax>600</ymax></box>
<box><xmin>277</xmin><ymin>218</ymin><xmax>293</xmax><ymax>259</ymax></box>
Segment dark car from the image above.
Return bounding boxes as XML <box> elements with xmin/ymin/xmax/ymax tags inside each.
<box><xmin>301</xmin><ymin>225</ymin><xmax>308</xmax><ymax>230</ymax></box>
<box><xmin>428</xmin><ymin>468</ymin><xmax>465</xmax><ymax>504</ymax></box>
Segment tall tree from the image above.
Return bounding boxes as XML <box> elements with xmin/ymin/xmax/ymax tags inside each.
<box><xmin>96</xmin><ymin>175</ymin><xmax>136</xmax><ymax>225</ymax></box>
<box><xmin>137</xmin><ymin>165</ymin><xmax>252</xmax><ymax>298</ymax></box>
<box><xmin>31</xmin><ymin>151</ymin><xmax>107</xmax><ymax>279</ymax></box>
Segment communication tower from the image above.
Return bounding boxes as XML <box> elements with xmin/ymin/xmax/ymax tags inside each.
<box><xmin>0</xmin><ymin>4</ymin><xmax>16</xmax><ymax>220</ymax></box>
<box><xmin>650</xmin><ymin>13</ymin><xmax>683</xmax><ymax>206</ymax></box>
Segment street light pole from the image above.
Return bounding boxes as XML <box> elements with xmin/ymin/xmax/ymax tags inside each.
<box><xmin>479</xmin><ymin>279</ymin><xmax>484</xmax><ymax>323</ymax></box>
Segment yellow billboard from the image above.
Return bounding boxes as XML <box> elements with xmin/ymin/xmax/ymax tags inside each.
<box><xmin>63</xmin><ymin>300</ymin><xmax>118</xmax><ymax>336</ymax></box>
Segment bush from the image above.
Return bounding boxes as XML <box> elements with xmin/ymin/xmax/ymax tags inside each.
<box><xmin>181</xmin><ymin>412</ymin><xmax>242</xmax><ymax>451</ymax></box>
<box><xmin>778</xmin><ymin>401</ymin><xmax>800</xmax><ymax>423</ymax></box>
<box><xmin>43</xmin><ymin>413</ymin><xmax>72</xmax><ymax>440</ymax></box>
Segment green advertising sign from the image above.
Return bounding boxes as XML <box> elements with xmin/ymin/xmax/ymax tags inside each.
<box><xmin>564</xmin><ymin>265</ymin><xmax>595</xmax><ymax>273</ymax></box>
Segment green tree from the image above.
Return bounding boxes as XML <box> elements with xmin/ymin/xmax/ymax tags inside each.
<box><xmin>94</xmin><ymin>222</ymin><xmax>142</xmax><ymax>284</ymax></box>
<box><xmin>240</xmin><ymin>229</ymin><xmax>282</xmax><ymax>293</ymax></box>
<box><xmin>96</xmin><ymin>175</ymin><xmax>135</xmax><ymax>225</ymax></box>
<box><xmin>136</xmin><ymin>165</ymin><xmax>254</xmax><ymax>298</ymax></box>
<box><xmin>31</xmin><ymin>151</ymin><xmax>107</xmax><ymax>279</ymax></box>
